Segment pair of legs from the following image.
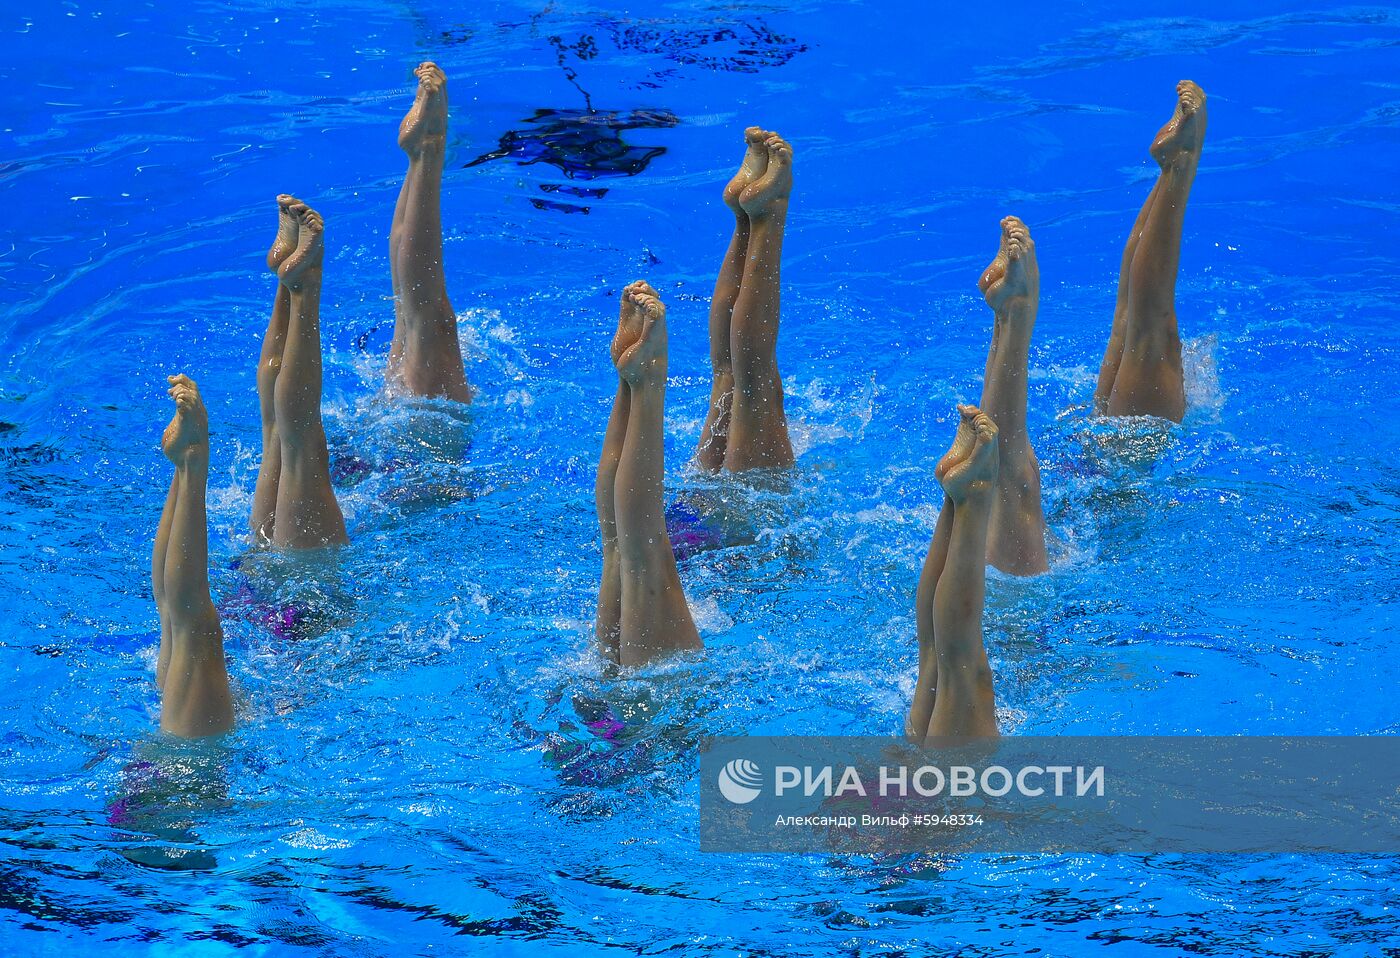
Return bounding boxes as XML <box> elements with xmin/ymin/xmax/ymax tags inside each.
<box><xmin>976</xmin><ymin>217</ymin><xmax>1049</xmax><ymax>575</ymax></box>
<box><xmin>250</xmin><ymin>197</ymin><xmax>349</xmax><ymax>549</ymax></box>
<box><xmin>906</xmin><ymin>405</ymin><xmax>1001</xmax><ymax>741</ymax></box>
<box><xmin>1095</xmin><ymin>80</ymin><xmax>1208</xmax><ymax>422</ymax></box>
<box><xmin>386</xmin><ymin>62</ymin><xmax>472</xmax><ymax>403</ymax></box>
<box><xmin>695</xmin><ymin>128</ymin><xmax>795</xmax><ymax>472</ymax></box>
<box><xmin>596</xmin><ymin>283</ymin><xmax>702</xmax><ymax>667</ymax></box>
<box><xmin>152</xmin><ymin>375</ymin><xmax>234</xmax><ymax>738</ymax></box>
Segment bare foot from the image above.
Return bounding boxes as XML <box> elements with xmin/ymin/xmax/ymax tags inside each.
<box><xmin>398</xmin><ymin>61</ymin><xmax>448</xmax><ymax>157</ymax></box>
<box><xmin>162</xmin><ymin>374</ymin><xmax>209</xmax><ymax>465</ymax></box>
<box><xmin>1149</xmin><ymin>80</ymin><xmax>1207</xmax><ymax>169</ymax></box>
<box><xmin>936</xmin><ymin>403</ymin><xmax>980</xmax><ymax>480</ymax></box>
<box><xmin>939</xmin><ymin>408</ymin><xmax>999</xmax><ymax>505</ymax></box>
<box><xmin>978</xmin><ymin>215</ymin><xmax>1039</xmax><ymax>313</ymax></box>
<box><xmin>612</xmin><ymin>280</ymin><xmax>656</xmax><ymax>368</ymax></box>
<box><xmin>277</xmin><ymin>203</ymin><xmax>324</xmax><ymax>290</ymax></box>
<box><xmin>266</xmin><ymin>194</ymin><xmax>299</xmax><ymax>273</ymax></box>
<box><xmin>616</xmin><ymin>287</ymin><xmax>668</xmax><ymax>386</ymax></box>
<box><xmin>739</xmin><ymin>133</ymin><xmax>792</xmax><ymax>219</ymax></box>
<box><xmin>722</xmin><ymin>127</ymin><xmax>769</xmax><ymax>214</ymax></box>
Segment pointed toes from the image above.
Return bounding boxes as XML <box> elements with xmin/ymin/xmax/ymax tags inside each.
<box><xmin>999</xmin><ymin>216</ymin><xmax>1033</xmax><ymax>260</ymax></box>
<box><xmin>973</xmin><ymin>412</ymin><xmax>999</xmax><ymax>441</ymax></box>
<box><xmin>624</xmin><ymin>279</ymin><xmax>659</xmax><ymax>304</ymax></box>
<box><xmin>766</xmin><ymin>138</ymin><xmax>793</xmax><ymax>165</ymax></box>
<box><xmin>415</xmin><ymin>61</ymin><xmax>447</xmax><ymax>91</ymax></box>
<box><xmin>1176</xmin><ymin>79</ymin><xmax>1205</xmax><ymax>112</ymax></box>
<box><xmin>169</xmin><ymin>377</ymin><xmax>199</xmax><ymax>409</ymax></box>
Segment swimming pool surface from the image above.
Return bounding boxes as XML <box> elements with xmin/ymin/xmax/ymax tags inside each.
<box><xmin>3</xmin><ymin>1</ymin><xmax>1399</xmax><ymax>954</ymax></box>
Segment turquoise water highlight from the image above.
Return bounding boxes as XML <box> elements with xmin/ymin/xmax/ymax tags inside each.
<box><xmin>2</xmin><ymin>1</ymin><xmax>1399</xmax><ymax>954</ymax></box>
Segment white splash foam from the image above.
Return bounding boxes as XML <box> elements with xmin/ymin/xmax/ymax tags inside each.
<box><xmin>1184</xmin><ymin>333</ymin><xmax>1224</xmax><ymax>422</ymax></box>
<box><xmin>689</xmin><ymin>595</ymin><xmax>734</xmax><ymax>634</ymax></box>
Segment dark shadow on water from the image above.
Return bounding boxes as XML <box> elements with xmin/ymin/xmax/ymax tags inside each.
<box><xmin>435</xmin><ymin>16</ymin><xmax>807</xmax><ymax>81</ymax></box>
<box><xmin>465</xmin><ymin>108</ymin><xmax>680</xmax><ymax>181</ymax></box>
<box><xmin>531</xmin><ymin>197</ymin><xmax>590</xmax><ymax>215</ymax></box>
<box><xmin>607</xmin><ymin>19</ymin><xmax>808</xmax><ymax>74</ymax></box>
<box><xmin>450</xmin><ymin>12</ymin><xmax>806</xmax><ymax>219</ymax></box>
<box><xmin>540</xmin><ymin>183</ymin><xmax>609</xmax><ymax>199</ymax></box>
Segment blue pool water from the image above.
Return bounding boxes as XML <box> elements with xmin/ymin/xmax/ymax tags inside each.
<box><xmin>3</xmin><ymin>0</ymin><xmax>1400</xmax><ymax>953</ymax></box>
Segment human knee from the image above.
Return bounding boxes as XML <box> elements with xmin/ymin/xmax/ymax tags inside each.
<box><xmin>937</xmin><ymin>656</ymin><xmax>995</xmax><ymax>697</ymax></box>
<box><xmin>732</xmin><ymin>368</ymin><xmax>783</xmax><ymax>403</ymax></box>
<box><xmin>276</xmin><ymin>421</ymin><xmax>328</xmax><ymax>461</ymax></box>
<box><xmin>1000</xmin><ymin>459</ymin><xmax>1043</xmax><ymax>500</ymax></box>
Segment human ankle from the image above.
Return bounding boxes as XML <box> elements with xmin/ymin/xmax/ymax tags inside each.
<box><xmin>747</xmin><ymin>204</ymin><xmax>788</xmax><ymax>227</ymax></box>
<box><xmin>176</xmin><ymin>446</ymin><xmax>210</xmax><ymax>472</ymax></box>
<box><xmin>286</xmin><ymin>272</ymin><xmax>322</xmax><ymax>294</ymax></box>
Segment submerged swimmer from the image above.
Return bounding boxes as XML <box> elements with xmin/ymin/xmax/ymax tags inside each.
<box><xmin>152</xmin><ymin>375</ymin><xmax>234</xmax><ymax>738</ymax></box>
<box><xmin>906</xmin><ymin>405</ymin><xmax>1001</xmax><ymax>741</ymax></box>
<box><xmin>695</xmin><ymin>128</ymin><xmax>796</xmax><ymax>473</ymax></box>
<box><xmin>977</xmin><ymin>216</ymin><xmax>1049</xmax><ymax>575</ymax></box>
<box><xmin>596</xmin><ymin>282</ymin><xmax>702</xmax><ymax>667</ymax></box>
<box><xmin>1094</xmin><ymin>80</ymin><xmax>1208</xmax><ymax>422</ymax></box>
<box><xmin>251</xmin><ymin>197</ymin><xmax>349</xmax><ymax>549</ymax></box>
<box><xmin>387</xmin><ymin>61</ymin><xmax>473</xmax><ymax>403</ymax></box>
